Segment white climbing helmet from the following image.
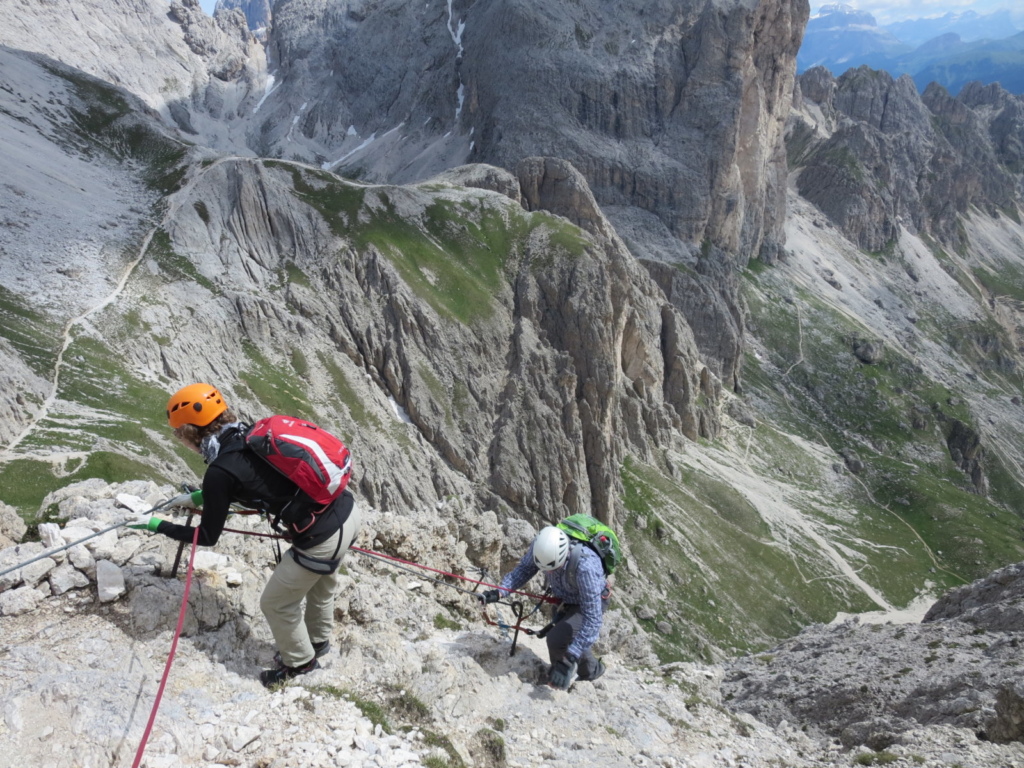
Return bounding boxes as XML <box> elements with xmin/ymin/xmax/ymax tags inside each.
<box><xmin>532</xmin><ymin>526</ymin><xmax>571</xmax><ymax>572</ymax></box>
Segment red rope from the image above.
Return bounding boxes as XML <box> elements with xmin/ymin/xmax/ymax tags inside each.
<box><xmin>223</xmin><ymin>526</ymin><xmax>284</xmax><ymax>539</ymax></box>
<box><xmin>221</xmin><ymin>522</ymin><xmax>558</xmax><ymax>604</ymax></box>
<box><xmin>131</xmin><ymin>525</ymin><xmax>200</xmax><ymax>768</ymax></box>
<box><xmin>349</xmin><ymin>545</ymin><xmax>558</xmax><ymax>604</ymax></box>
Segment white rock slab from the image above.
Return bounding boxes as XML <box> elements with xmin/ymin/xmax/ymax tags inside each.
<box><xmin>95</xmin><ymin>560</ymin><xmax>126</xmax><ymax>602</ymax></box>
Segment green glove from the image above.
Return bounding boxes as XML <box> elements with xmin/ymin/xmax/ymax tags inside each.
<box><xmin>127</xmin><ymin>514</ymin><xmax>164</xmax><ymax>531</ymax></box>
<box><xmin>168</xmin><ymin>489</ymin><xmax>203</xmax><ymax>508</ymax></box>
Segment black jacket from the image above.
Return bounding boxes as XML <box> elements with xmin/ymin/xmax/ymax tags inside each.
<box><xmin>158</xmin><ymin>425</ymin><xmax>350</xmax><ymax>549</ymax></box>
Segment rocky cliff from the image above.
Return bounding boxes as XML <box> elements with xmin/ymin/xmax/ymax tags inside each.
<box><xmin>723</xmin><ymin>560</ymin><xmax>1024</xmax><ymax>751</ymax></box>
<box><xmin>0</xmin><ymin>0</ymin><xmax>266</xmax><ymax>150</ymax></box>
<box><xmin>789</xmin><ymin>65</ymin><xmax>1024</xmax><ymax>253</ymax></box>
<box><xmin>0</xmin><ymin>0</ymin><xmax>809</xmax><ymax>392</ymax></box>
<box><xmin>217</xmin><ymin>0</ymin><xmax>272</xmax><ymax>33</ymax></box>
<box><xmin>261</xmin><ymin>0</ymin><xmax>810</xmax><ymax>389</ymax></box>
<box><xmin>149</xmin><ymin>152</ymin><xmax>716</xmax><ymax>526</ymax></box>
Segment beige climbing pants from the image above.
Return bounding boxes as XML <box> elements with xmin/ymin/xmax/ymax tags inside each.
<box><xmin>259</xmin><ymin>501</ymin><xmax>362</xmax><ymax>668</ymax></box>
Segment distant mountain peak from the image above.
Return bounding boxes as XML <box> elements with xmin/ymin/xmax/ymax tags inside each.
<box><xmin>813</xmin><ymin>4</ymin><xmax>879</xmax><ymax>27</ymax></box>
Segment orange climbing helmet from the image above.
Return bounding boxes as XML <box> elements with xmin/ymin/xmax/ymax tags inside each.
<box><xmin>166</xmin><ymin>383</ymin><xmax>227</xmax><ymax>428</ymax></box>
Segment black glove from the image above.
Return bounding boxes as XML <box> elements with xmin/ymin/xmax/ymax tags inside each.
<box><xmin>478</xmin><ymin>589</ymin><xmax>501</xmax><ymax>605</ymax></box>
<box><xmin>549</xmin><ymin>654</ymin><xmax>578</xmax><ymax>690</ymax></box>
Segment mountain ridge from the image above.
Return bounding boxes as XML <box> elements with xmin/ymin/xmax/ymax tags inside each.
<box><xmin>2</xmin><ymin>0</ymin><xmax>1024</xmax><ymax>764</ymax></box>
<box><xmin>799</xmin><ymin>5</ymin><xmax>1024</xmax><ymax>95</ymax></box>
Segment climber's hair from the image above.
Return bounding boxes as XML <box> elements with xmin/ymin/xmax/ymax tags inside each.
<box><xmin>173</xmin><ymin>409</ymin><xmax>238</xmax><ymax>452</ymax></box>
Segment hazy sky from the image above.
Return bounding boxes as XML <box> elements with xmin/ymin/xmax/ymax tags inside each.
<box><xmin>813</xmin><ymin>1</ymin><xmax>1024</xmax><ymax>26</ymax></box>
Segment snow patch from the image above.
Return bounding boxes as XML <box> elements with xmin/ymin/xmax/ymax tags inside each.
<box><xmin>389</xmin><ymin>396</ymin><xmax>414</xmax><ymax>425</ymax></box>
<box><xmin>446</xmin><ymin>0</ymin><xmax>466</xmax><ymax>122</ymax></box>
<box><xmin>251</xmin><ymin>71</ymin><xmax>278</xmax><ymax>114</ymax></box>
<box><xmin>322</xmin><ymin>133</ymin><xmax>377</xmax><ymax>170</ymax></box>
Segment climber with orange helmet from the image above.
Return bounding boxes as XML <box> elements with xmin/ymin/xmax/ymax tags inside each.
<box><xmin>479</xmin><ymin>525</ymin><xmax>608</xmax><ymax>690</ymax></box>
<box><xmin>128</xmin><ymin>383</ymin><xmax>362</xmax><ymax>688</ymax></box>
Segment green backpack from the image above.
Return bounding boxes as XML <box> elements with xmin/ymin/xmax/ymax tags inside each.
<box><xmin>557</xmin><ymin>514</ymin><xmax>623</xmax><ymax>577</ymax></box>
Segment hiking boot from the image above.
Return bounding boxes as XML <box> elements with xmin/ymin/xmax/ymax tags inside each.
<box><xmin>579</xmin><ymin>659</ymin><xmax>605</xmax><ymax>682</ymax></box>
<box><xmin>272</xmin><ymin>639</ymin><xmax>330</xmax><ymax>667</ymax></box>
<box><xmin>259</xmin><ymin>657</ymin><xmax>321</xmax><ymax>688</ymax></box>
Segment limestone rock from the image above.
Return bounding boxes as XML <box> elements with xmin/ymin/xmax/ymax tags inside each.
<box><xmin>96</xmin><ymin>560</ymin><xmax>126</xmax><ymax>603</ymax></box>
<box><xmin>430</xmin><ymin>164</ymin><xmax>520</xmax><ymax>203</ymax></box>
<box><xmin>0</xmin><ymin>502</ymin><xmax>27</xmax><ymax>544</ymax></box>
<box><xmin>48</xmin><ymin>564</ymin><xmax>90</xmax><ymax>596</ymax></box>
<box><xmin>68</xmin><ymin>544</ymin><xmax>96</xmax><ymax>578</ymax></box>
<box><xmin>924</xmin><ymin>561</ymin><xmax>1024</xmax><ymax>631</ymax></box>
<box><xmin>945</xmin><ymin>419</ymin><xmax>988</xmax><ymax>495</ymax></box>
<box><xmin>852</xmin><ymin>339</ymin><xmax>884</xmax><ymax>364</ymax></box>
<box><xmin>724</xmin><ymin>561</ymin><xmax>1024</xmax><ymax>748</ymax></box>
<box><xmin>792</xmin><ymin>66</ymin><xmax>1024</xmax><ymax>253</ymax></box>
<box><xmin>0</xmin><ymin>543</ymin><xmax>44</xmax><ymax>592</ymax></box>
<box><xmin>229</xmin><ymin>725</ymin><xmax>262</xmax><ymax>752</ymax></box>
<box><xmin>0</xmin><ymin>585</ymin><xmax>44</xmax><ymax>616</ymax></box>
<box><xmin>36</xmin><ymin>524</ymin><xmax>67</xmax><ymax>564</ymax></box>
<box><xmin>988</xmin><ymin>682</ymin><xmax>1024</xmax><ymax>743</ymax></box>
<box><xmin>216</xmin><ymin>0</ymin><xmax>273</xmax><ymax>33</ymax></box>
<box><xmin>0</xmin><ymin>0</ymin><xmax>267</xmax><ymax>152</ymax></box>
<box><xmin>19</xmin><ymin>557</ymin><xmax>57</xmax><ymax>589</ymax></box>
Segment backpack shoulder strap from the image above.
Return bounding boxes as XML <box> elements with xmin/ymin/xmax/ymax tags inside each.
<box><xmin>565</xmin><ymin>541</ymin><xmax>583</xmax><ymax>594</ymax></box>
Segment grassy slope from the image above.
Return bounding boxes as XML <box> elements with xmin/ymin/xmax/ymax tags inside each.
<box><xmin>0</xmin><ymin>141</ymin><xmax>590</xmax><ymax>518</ymax></box>
<box><xmin>615</xmin><ymin>209</ymin><xmax>1024</xmax><ymax>662</ymax></box>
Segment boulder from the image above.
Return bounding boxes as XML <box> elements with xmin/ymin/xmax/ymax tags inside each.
<box><xmin>37</xmin><ymin>523</ymin><xmax>67</xmax><ymax>563</ymax></box>
<box><xmin>0</xmin><ymin>543</ymin><xmax>43</xmax><ymax>592</ymax></box>
<box><xmin>0</xmin><ymin>585</ymin><xmax>43</xmax><ymax>616</ymax></box>
<box><xmin>68</xmin><ymin>544</ymin><xmax>96</xmax><ymax>578</ymax></box>
<box><xmin>852</xmin><ymin>339</ymin><xmax>884</xmax><ymax>364</ymax></box>
<box><xmin>49</xmin><ymin>563</ymin><xmax>90</xmax><ymax>595</ymax></box>
<box><xmin>0</xmin><ymin>501</ymin><xmax>27</xmax><ymax>544</ymax></box>
<box><xmin>96</xmin><ymin>560</ymin><xmax>126</xmax><ymax>603</ymax></box>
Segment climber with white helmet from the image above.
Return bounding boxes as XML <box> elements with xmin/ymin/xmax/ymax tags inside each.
<box><xmin>480</xmin><ymin>525</ymin><xmax>608</xmax><ymax>690</ymax></box>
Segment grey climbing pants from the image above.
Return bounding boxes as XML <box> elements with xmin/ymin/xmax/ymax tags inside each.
<box><xmin>545</xmin><ymin>604</ymin><xmax>601</xmax><ymax>680</ymax></box>
<box><xmin>259</xmin><ymin>501</ymin><xmax>362</xmax><ymax>668</ymax></box>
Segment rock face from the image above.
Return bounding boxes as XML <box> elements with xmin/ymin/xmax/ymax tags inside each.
<box><xmin>216</xmin><ymin>0</ymin><xmax>272</xmax><ymax>32</ymax></box>
<box><xmin>145</xmin><ymin>155</ymin><xmax>717</xmax><ymax>526</ymax></box>
<box><xmin>266</xmin><ymin>0</ymin><xmax>808</xmax><ymax>257</ymax></box>
<box><xmin>944</xmin><ymin>418</ymin><xmax>988</xmax><ymax>494</ymax></box>
<box><xmin>260</xmin><ymin>0</ymin><xmax>809</xmax><ymax>387</ymax></box>
<box><xmin>0</xmin><ymin>502</ymin><xmax>26</xmax><ymax>549</ymax></box>
<box><xmin>723</xmin><ymin>561</ymin><xmax>1024</xmax><ymax>748</ymax></box>
<box><xmin>790</xmin><ymin>65</ymin><xmax>1024</xmax><ymax>252</ymax></box>
<box><xmin>924</xmin><ymin>561</ymin><xmax>1024</xmax><ymax>629</ymax></box>
<box><xmin>0</xmin><ymin>0</ymin><xmax>266</xmax><ymax>150</ymax></box>
<box><xmin>0</xmin><ymin>0</ymin><xmax>809</xmax><ymax>394</ymax></box>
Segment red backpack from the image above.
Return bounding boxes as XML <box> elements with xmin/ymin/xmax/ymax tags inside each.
<box><xmin>245</xmin><ymin>416</ymin><xmax>352</xmax><ymax>505</ymax></box>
